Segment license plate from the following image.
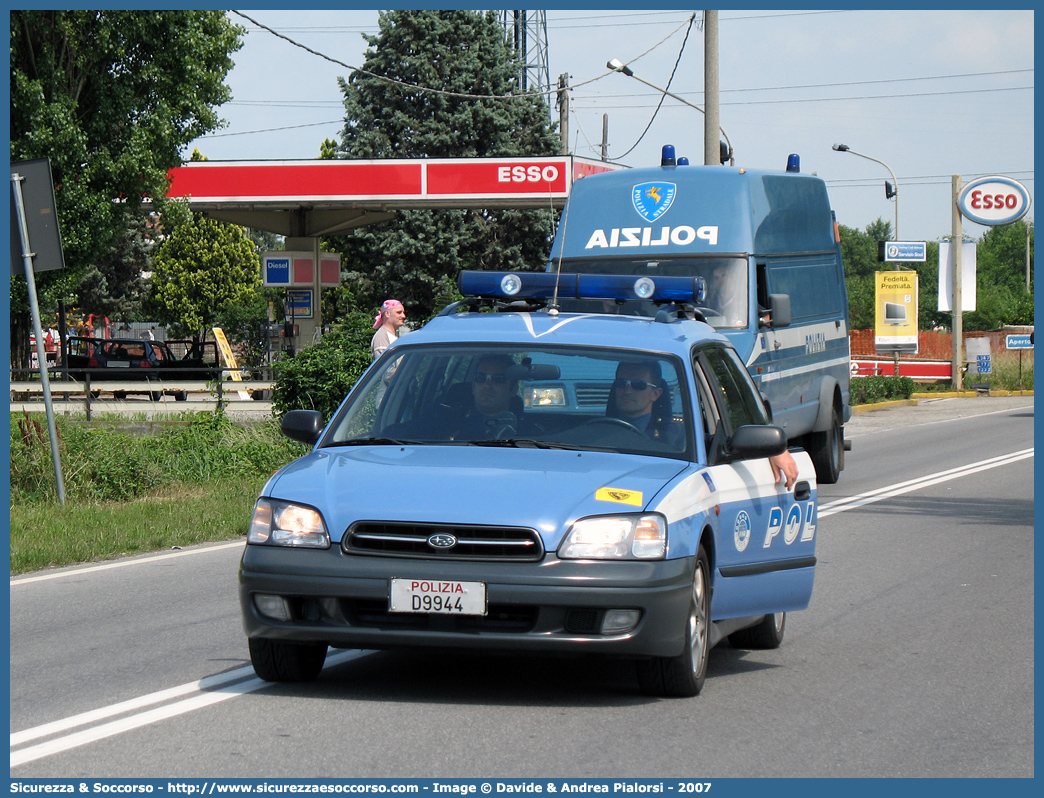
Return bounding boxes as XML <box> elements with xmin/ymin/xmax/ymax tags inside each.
<box><xmin>389</xmin><ymin>579</ymin><xmax>486</xmax><ymax>615</ymax></box>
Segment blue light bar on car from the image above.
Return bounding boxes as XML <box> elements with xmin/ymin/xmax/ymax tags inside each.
<box><xmin>457</xmin><ymin>271</ymin><xmax>707</xmax><ymax>304</ymax></box>
<box><xmin>577</xmin><ymin>274</ymin><xmax>707</xmax><ymax>304</ymax></box>
<box><xmin>458</xmin><ymin>271</ymin><xmax>578</xmax><ymax>299</ymax></box>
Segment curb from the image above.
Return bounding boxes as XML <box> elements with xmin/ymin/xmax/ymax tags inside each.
<box><xmin>852</xmin><ymin>398</ymin><xmax>919</xmax><ymax>413</ymax></box>
<box><xmin>853</xmin><ymin>390</ymin><xmax>1033</xmax><ymax>412</ymax></box>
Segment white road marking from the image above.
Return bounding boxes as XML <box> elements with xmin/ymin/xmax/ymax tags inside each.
<box><xmin>10</xmin><ymin>541</ymin><xmax>245</xmax><ymax>586</ymax></box>
<box><xmin>10</xmin><ymin>650</ymin><xmax>367</xmax><ymax>767</ymax></box>
<box><xmin>819</xmin><ymin>448</ymin><xmax>1033</xmax><ymax>518</ymax></box>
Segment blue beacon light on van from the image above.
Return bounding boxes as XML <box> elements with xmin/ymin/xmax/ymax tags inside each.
<box><xmin>786</xmin><ymin>154</ymin><xmax>800</xmax><ymax>173</ymax></box>
<box><xmin>458</xmin><ymin>271</ymin><xmax>707</xmax><ymax>304</ymax></box>
<box><xmin>661</xmin><ymin>145</ymin><xmax>677</xmax><ymax>167</ymax></box>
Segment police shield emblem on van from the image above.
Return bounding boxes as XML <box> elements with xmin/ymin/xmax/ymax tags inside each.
<box><xmin>632</xmin><ymin>182</ymin><xmax>676</xmax><ymax>222</ymax></box>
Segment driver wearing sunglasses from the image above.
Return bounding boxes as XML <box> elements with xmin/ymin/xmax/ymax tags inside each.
<box><xmin>449</xmin><ymin>354</ymin><xmax>521</xmax><ymax>441</ymax></box>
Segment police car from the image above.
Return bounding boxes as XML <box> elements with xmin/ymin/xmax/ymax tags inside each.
<box><xmin>239</xmin><ymin>271</ymin><xmax>819</xmax><ymax>697</ymax></box>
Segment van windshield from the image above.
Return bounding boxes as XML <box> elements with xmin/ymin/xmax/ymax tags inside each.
<box><xmin>550</xmin><ymin>256</ymin><xmax>749</xmax><ymax>328</ymax></box>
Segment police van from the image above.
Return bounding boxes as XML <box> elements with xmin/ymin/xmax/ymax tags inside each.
<box><xmin>547</xmin><ymin>146</ymin><xmax>851</xmax><ymax>483</ymax></box>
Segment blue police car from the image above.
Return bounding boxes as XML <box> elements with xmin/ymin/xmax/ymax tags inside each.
<box><xmin>239</xmin><ymin>271</ymin><xmax>819</xmax><ymax>697</ymax></box>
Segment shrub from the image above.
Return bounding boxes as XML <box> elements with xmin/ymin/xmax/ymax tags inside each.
<box><xmin>10</xmin><ymin>411</ymin><xmax>306</xmax><ymax>505</ymax></box>
<box><xmin>850</xmin><ymin>375</ymin><xmax>915</xmax><ymax>405</ymax></box>
<box><xmin>271</xmin><ymin>311</ymin><xmax>374</xmax><ymax>419</ymax></box>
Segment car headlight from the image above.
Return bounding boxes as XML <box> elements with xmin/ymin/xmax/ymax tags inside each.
<box><xmin>248</xmin><ymin>498</ymin><xmax>330</xmax><ymax>548</ymax></box>
<box><xmin>558</xmin><ymin>514</ymin><xmax>666</xmax><ymax>560</ymax></box>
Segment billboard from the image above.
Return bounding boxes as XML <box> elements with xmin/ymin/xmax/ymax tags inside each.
<box><xmin>875</xmin><ymin>271</ymin><xmax>918</xmax><ymax>354</ymax></box>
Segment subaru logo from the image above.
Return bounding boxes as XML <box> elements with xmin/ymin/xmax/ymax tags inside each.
<box><xmin>427</xmin><ymin>533</ymin><xmax>457</xmax><ymax>550</ymax></box>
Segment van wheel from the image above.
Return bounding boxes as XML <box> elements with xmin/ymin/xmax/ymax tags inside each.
<box><xmin>248</xmin><ymin>638</ymin><xmax>327</xmax><ymax>682</ymax></box>
<box><xmin>808</xmin><ymin>407</ymin><xmax>843</xmax><ymax>484</ymax></box>
<box><xmin>728</xmin><ymin>612</ymin><xmax>785</xmax><ymax>649</ymax></box>
<box><xmin>636</xmin><ymin>545</ymin><xmax>711</xmax><ymax>697</ymax></box>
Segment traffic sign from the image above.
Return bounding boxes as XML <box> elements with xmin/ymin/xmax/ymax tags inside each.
<box><xmin>879</xmin><ymin>241</ymin><xmax>927</xmax><ymax>262</ymax></box>
<box><xmin>1005</xmin><ymin>334</ymin><xmax>1033</xmax><ymax>350</ymax></box>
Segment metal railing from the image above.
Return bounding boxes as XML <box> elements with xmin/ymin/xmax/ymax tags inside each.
<box><xmin>10</xmin><ymin>366</ymin><xmax>275</xmax><ymax>419</ymax></box>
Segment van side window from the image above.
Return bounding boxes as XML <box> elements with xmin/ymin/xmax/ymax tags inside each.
<box><xmin>765</xmin><ymin>255</ymin><xmax>843</xmax><ymax>320</ymax></box>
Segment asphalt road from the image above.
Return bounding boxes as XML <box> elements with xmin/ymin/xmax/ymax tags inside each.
<box><xmin>9</xmin><ymin>395</ymin><xmax>1034</xmax><ymax>778</ymax></box>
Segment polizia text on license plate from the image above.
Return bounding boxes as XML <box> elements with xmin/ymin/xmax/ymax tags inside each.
<box><xmin>389</xmin><ymin>579</ymin><xmax>487</xmax><ymax>615</ymax></box>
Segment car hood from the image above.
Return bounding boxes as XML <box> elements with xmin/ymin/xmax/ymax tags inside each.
<box><xmin>265</xmin><ymin>445</ymin><xmax>688</xmax><ymax>546</ymax></box>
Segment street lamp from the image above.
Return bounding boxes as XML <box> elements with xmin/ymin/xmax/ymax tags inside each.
<box><xmin>607</xmin><ymin>58</ymin><xmax>734</xmax><ymax>166</ymax></box>
<box><xmin>832</xmin><ymin>143</ymin><xmax>899</xmax><ymax>240</ymax></box>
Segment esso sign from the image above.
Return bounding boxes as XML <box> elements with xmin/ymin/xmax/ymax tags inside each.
<box><xmin>497</xmin><ymin>164</ymin><xmax>560</xmax><ymax>184</ymax></box>
<box><xmin>958</xmin><ymin>176</ymin><xmax>1032</xmax><ymax>226</ymax></box>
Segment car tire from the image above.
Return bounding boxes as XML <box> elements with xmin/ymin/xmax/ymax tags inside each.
<box><xmin>728</xmin><ymin>612</ymin><xmax>785</xmax><ymax>649</ymax></box>
<box><xmin>808</xmin><ymin>407</ymin><xmax>843</xmax><ymax>484</ymax></box>
<box><xmin>113</xmin><ymin>391</ymin><xmax>127</xmax><ymax>400</ymax></box>
<box><xmin>174</xmin><ymin>391</ymin><xmax>188</xmax><ymax>402</ymax></box>
<box><xmin>248</xmin><ymin>637</ymin><xmax>327</xmax><ymax>682</ymax></box>
<box><xmin>636</xmin><ymin>545</ymin><xmax>711</xmax><ymax>697</ymax></box>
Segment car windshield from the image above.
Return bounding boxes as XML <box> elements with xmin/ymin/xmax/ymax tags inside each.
<box><xmin>324</xmin><ymin>344</ymin><xmax>693</xmax><ymax>459</ymax></box>
<box><xmin>551</xmin><ymin>256</ymin><xmax>749</xmax><ymax>329</ymax></box>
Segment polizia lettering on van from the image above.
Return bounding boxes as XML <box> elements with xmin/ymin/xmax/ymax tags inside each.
<box><xmin>584</xmin><ymin>226</ymin><xmax>719</xmax><ymax>249</ymax></box>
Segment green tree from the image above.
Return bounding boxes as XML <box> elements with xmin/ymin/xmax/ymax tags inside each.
<box><xmin>148</xmin><ymin>213</ymin><xmax>261</xmax><ymax>342</ymax></box>
<box><xmin>329</xmin><ymin>10</ymin><xmax>561</xmax><ymax>318</ymax></box>
<box><xmin>10</xmin><ymin>10</ymin><xmax>242</xmax><ymax>362</ymax></box>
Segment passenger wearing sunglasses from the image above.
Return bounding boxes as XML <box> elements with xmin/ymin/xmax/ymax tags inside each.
<box><xmin>449</xmin><ymin>354</ymin><xmax>521</xmax><ymax>440</ymax></box>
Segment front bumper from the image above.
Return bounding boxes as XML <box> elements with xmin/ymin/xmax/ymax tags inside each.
<box><xmin>239</xmin><ymin>544</ymin><xmax>696</xmax><ymax>658</ymax></box>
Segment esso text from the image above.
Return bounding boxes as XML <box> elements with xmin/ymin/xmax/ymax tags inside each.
<box><xmin>498</xmin><ymin>165</ymin><xmax>560</xmax><ymax>183</ymax></box>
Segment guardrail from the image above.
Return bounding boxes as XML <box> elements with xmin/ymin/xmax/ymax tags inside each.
<box><xmin>10</xmin><ymin>368</ymin><xmax>275</xmax><ymax>419</ymax></box>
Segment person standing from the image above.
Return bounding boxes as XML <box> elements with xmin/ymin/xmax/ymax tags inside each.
<box><xmin>370</xmin><ymin>299</ymin><xmax>406</xmax><ymax>359</ymax></box>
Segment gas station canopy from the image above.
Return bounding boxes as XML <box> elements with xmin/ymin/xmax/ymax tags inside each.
<box><xmin>166</xmin><ymin>155</ymin><xmax>621</xmax><ymax>237</ymax></box>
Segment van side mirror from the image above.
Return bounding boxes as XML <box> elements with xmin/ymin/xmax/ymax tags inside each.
<box><xmin>760</xmin><ymin>293</ymin><xmax>791</xmax><ymax>329</ymax></box>
<box><xmin>726</xmin><ymin>425</ymin><xmax>787</xmax><ymax>460</ymax></box>
<box><xmin>282</xmin><ymin>409</ymin><xmax>325</xmax><ymax>446</ymax></box>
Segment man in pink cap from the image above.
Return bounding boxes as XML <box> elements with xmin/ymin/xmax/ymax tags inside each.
<box><xmin>370</xmin><ymin>299</ymin><xmax>406</xmax><ymax>360</ymax></box>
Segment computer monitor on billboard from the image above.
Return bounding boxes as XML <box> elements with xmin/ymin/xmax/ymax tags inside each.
<box><xmin>884</xmin><ymin>302</ymin><xmax>907</xmax><ymax>325</ymax></box>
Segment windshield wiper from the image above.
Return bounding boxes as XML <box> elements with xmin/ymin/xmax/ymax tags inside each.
<box><xmin>325</xmin><ymin>437</ymin><xmax>424</xmax><ymax>447</ymax></box>
<box><xmin>467</xmin><ymin>438</ymin><xmax>582</xmax><ymax>450</ymax></box>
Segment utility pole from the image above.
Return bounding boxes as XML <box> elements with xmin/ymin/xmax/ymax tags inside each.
<box><xmin>601</xmin><ymin>114</ymin><xmax>609</xmax><ymax>161</ymax></box>
<box><xmin>703</xmin><ymin>10</ymin><xmax>720</xmax><ymax>166</ymax></box>
<box><xmin>557</xmin><ymin>73</ymin><xmax>570</xmax><ymax>155</ymax></box>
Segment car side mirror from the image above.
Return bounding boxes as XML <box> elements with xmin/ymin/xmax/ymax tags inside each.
<box><xmin>726</xmin><ymin>424</ymin><xmax>787</xmax><ymax>460</ymax></box>
<box><xmin>760</xmin><ymin>293</ymin><xmax>791</xmax><ymax>329</ymax></box>
<box><xmin>282</xmin><ymin>409</ymin><xmax>325</xmax><ymax>446</ymax></box>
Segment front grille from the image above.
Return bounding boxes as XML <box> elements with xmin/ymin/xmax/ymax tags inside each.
<box><xmin>574</xmin><ymin>384</ymin><xmax>611</xmax><ymax>407</ymax></box>
<box><xmin>343</xmin><ymin>522</ymin><xmax>544</xmax><ymax>561</ymax></box>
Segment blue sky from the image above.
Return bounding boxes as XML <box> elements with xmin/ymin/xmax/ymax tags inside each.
<box><xmin>186</xmin><ymin>9</ymin><xmax>1034</xmax><ymax>243</ymax></box>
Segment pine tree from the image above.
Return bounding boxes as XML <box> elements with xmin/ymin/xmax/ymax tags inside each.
<box><xmin>330</xmin><ymin>10</ymin><xmax>561</xmax><ymax>319</ymax></box>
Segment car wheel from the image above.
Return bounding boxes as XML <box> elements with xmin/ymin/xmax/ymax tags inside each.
<box><xmin>174</xmin><ymin>391</ymin><xmax>188</xmax><ymax>401</ymax></box>
<box><xmin>248</xmin><ymin>637</ymin><xmax>327</xmax><ymax>682</ymax></box>
<box><xmin>113</xmin><ymin>391</ymin><xmax>127</xmax><ymax>400</ymax></box>
<box><xmin>808</xmin><ymin>407</ymin><xmax>843</xmax><ymax>484</ymax></box>
<box><xmin>150</xmin><ymin>392</ymin><xmax>162</xmax><ymax>402</ymax></box>
<box><xmin>728</xmin><ymin>612</ymin><xmax>785</xmax><ymax>649</ymax></box>
<box><xmin>636</xmin><ymin>544</ymin><xmax>711</xmax><ymax>697</ymax></box>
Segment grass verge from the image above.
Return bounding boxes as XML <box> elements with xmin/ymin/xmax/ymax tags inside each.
<box><xmin>9</xmin><ymin>410</ymin><xmax>307</xmax><ymax>575</ymax></box>
<box><xmin>10</xmin><ymin>478</ymin><xmax>263</xmax><ymax>575</ymax></box>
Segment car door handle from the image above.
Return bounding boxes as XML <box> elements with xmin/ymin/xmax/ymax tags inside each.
<box><xmin>794</xmin><ymin>481</ymin><xmax>811</xmax><ymax>501</ymax></box>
